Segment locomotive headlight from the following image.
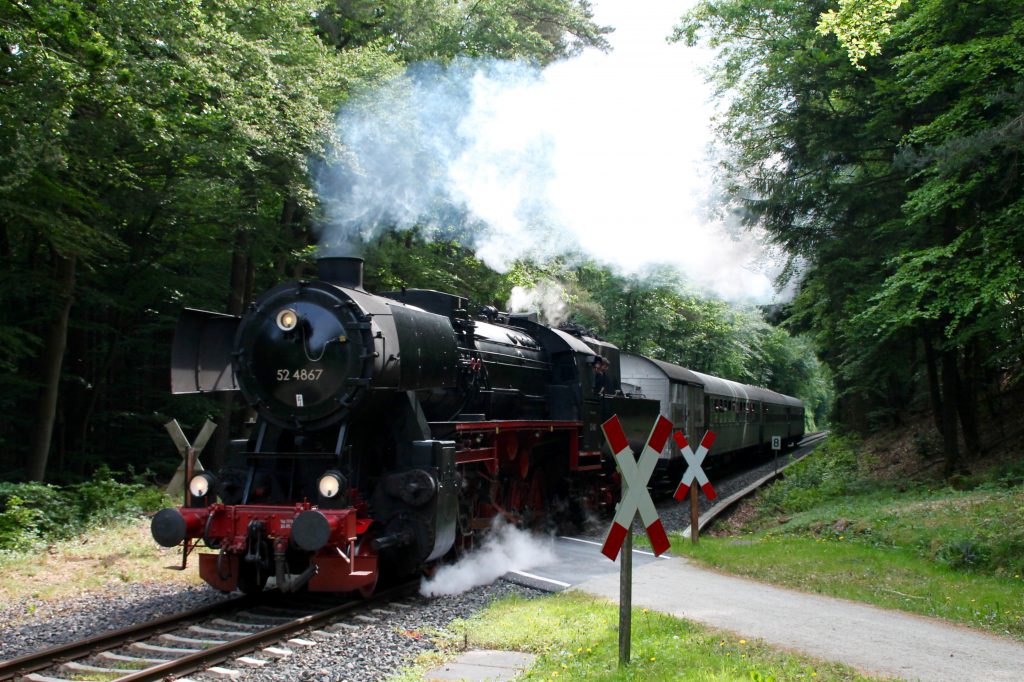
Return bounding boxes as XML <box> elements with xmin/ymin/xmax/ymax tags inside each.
<box><xmin>188</xmin><ymin>472</ymin><xmax>217</xmax><ymax>499</ymax></box>
<box><xmin>276</xmin><ymin>308</ymin><xmax>299</xmax><ymax>332</ymax></box>
<box><xmin>317</xmin><ymin>471</ymin><xmax>345</xmax><ymax>499</ymax></box>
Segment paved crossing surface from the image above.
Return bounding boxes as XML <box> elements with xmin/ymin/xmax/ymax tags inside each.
<box><xmin>503</xmin><ymin>535</ymin><xmax>667</xmax><ymax>592</ymax></box>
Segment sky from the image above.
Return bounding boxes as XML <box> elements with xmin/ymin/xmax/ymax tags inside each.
<box><xmin>538</xmin><ymin>0</ymin><xmax>780</xmax><ymax>301</ymax></box>
<box><xmin>316</xmin><ymin>0</ymin><xmax>785</xmax><ymax>303</ymax></box>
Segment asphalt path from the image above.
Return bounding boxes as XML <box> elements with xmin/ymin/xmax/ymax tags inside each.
<box><xmin>573</xmin><ymin>557</ymin><xmax>1024</xmax><ymax>682</ymax></box>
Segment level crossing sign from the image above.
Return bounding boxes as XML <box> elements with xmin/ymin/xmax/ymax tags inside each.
<box><xmin>672</xmin><ymin>430</ymin><xmax>717</xmax><ymax>501</ymax></box>
<box><xmin>600</xmin><ymin>415</ymin><xmax>673</xmax><ymax>560</ymax></box>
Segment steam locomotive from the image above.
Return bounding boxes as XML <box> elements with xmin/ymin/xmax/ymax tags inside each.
<box><xmin>151</xmin><ymin>257</ymin><xmax>804</xmax><ymax>594</ymax></box>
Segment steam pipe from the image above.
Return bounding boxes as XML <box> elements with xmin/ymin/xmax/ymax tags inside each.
<box><xmin>370</xmin><ymin>530</ymin><xmax>412</xmax><ymax>552</ymax></box>
<box><xmin>274</xmin><ymin>540</ymin><xmax>318</xmax><ymax>593</ymax></box>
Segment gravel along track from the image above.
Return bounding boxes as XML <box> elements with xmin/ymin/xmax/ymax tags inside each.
<box><xmin>0</xmin><ymin>583</ymin><xmax>232</xmax><ymax>661</ymax></box>
<box><xmin>0</xmin><ymin>579</ymin><xmax>541</xmax><ymax>682</ymax></box>
<box><xmin>198</xmin><ymin>581</ymin><xmax>541</xmax><ymax>682</ymax></box>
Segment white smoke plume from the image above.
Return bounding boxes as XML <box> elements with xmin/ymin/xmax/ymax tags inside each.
<box><xmin>419</xmin><ymin>521</ymin><xmax>555</xmax><ymax>597</ymax></box>
<box><xmin>315</xmin><ymin>1</ymin><xmax>785</xmax><ymax>302</ymax></box>
<box><xmin>507</xmin><ymin>282</ymin><xmax>569</xmax><ymax>327</ymax></box>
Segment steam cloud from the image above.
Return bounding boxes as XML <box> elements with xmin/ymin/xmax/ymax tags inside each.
<box><xmin>316</xmin><ymin>3</ymin><xmax>783</xmax><ymax>302</ymax></box>
<box><xmin>420</xmin><ymin>522</ymin><xmax>555</xmax><ymax>597</ymax></box>
<box><xmin>507</xmin><ymin>282</ymin><xmax>569</xmax><ymax>327</ymax></box>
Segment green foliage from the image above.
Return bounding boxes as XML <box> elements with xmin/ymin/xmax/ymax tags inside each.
<box><xmin>315</xmin><ymin>0</ymin><xmax>611</xmax><ymax>64</ymax></box>
<box><xmin>742</xmin><ymin>441</ymin><xmax>1024</xmax><ymax>579</ymax></box>
<box><xmin>817</xmin><ymin>0</ymin><xmax>908</xmax><ymax>66</ymax></box>
<box><xmin>361</xmin><ymin>228</ymin><xmax>513</xmax><ymax>306</ymax></box>
<box><xmin>759</xmin><ymin>435</ymin><xmax>863</xmax><ymax>512</ymax></box>
<box><xmin>676</xmin><ymin>0</ymin><xmax>1024</xmax><ymax>449</ymax></box>
<box><xmin>0</xmin><ymin>470</ymin><xmax>171</xmax><ymax>551</ymax></box>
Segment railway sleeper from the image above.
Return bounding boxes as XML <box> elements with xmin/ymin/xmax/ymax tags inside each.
<box><xmin>130</xmin><ymin>641</ymin><xmax>202</xmax><ymax>655</ymax></box>
<box><xmin>186</xmin><ymin>625</ymin><xmax>254</xmax><ymax>639</ymax></box>
<box><xmin>210</xmin><ymin>617</ymin><xmax>268</xmax><ymax>629</ymax></box>
<box><xmin>60</xmin><ymin>660</ymin><xmax>125</xmax><ymax>674</ymax></box>
<box><xmin>97</xmin><ymin>651</ymin><xmax>167</xmax><ymax>665</ymax></box>
<box><xmin>159</xmin><ymin>633</ymin><xmax>228</xmax><ymax>646</ymax></box>
<box><xmin>234</xmin><ymin>610</ymin><xmax>294</xmax><ymax>622</ymax></box>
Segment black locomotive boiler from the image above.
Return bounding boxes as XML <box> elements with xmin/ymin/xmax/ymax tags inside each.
<box><xmin>151</xmin><ymin>257</ymin><xmax>804</xmax><ymax>594</ymax></box>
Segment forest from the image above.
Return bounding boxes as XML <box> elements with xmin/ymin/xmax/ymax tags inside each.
<box><xmin>1</xmin><ymin>0</ymin><xmax>1020</xmax><ymax>484</ymax></box>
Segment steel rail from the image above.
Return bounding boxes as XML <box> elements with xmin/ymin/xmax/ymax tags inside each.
<box><xmin>2</xmin><ymin>581</ymin><xmax>418</xmax><ymax>682</ymax></box>
<box><xmin>0</xmin><ymin>594</ymin><xmax>256</xmax><ymax>681</ymax></box>
<box><xmin>113</xmin><ymin>582</ymin><xmax>418</xmax><ymax>682</ymax></box>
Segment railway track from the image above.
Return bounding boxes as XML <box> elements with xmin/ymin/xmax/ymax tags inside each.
<box><xmin>680</xmin><ymin>430</ymin><xmax>829</xmax><ymax>537</ymax></box>
<box><xmin>0</xmin><ymin>583</ymin><xmax>418</xmax><ymax>682</ymax></box>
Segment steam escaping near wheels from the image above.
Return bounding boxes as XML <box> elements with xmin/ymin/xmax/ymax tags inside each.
<box><xmin>420</xmin><ymin>521</ymin><xmax>555</xmax><ymax>597</ymax></box>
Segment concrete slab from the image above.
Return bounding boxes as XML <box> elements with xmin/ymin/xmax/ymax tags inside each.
<box><xmin>573</xmin><ymin>556</ymin><xmax>1024</xmax><ymax>682</ymax></box>
<box><xmin>424</xmin><ymin>649</ymin><xmax>536</xmax><ymax>681</ymax></box>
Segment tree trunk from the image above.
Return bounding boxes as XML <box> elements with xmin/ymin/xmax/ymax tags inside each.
<box><xmin>274</xmin><ymin>196</ymin><xmax>299</xmax><ymax>278</ymax></box>
<box><xmin>955</xmin><ymin>343</ymin><xmax>982</xmax><ymax>457</ymax></box>
<box><xmin>939</xmin><ymin>347</ymin><xmax>962</xmax><ymax>477</ymax></box>
<box><xmin>920</xmin><ymin>326</ymin><xmax>943</xmax><ymax>437</ymax></box>
<box><xmin>886</xmin><ymin>375</ymin><xmax>904</xmax><ymax>427</ymax></box>
<box><xmin>226</xmin><ymin>229</ymin><xmax>250</xmax><ymax>316</ymax></box>
<box><xmin>212</xmin><ymin>229</ymin><xmax>251</xmax><ymax>469</ymax></box>
<box><xmin>0</xmin><ymin>218</ymin><xmax>10</xmax><ymax>259</ymax></box>
<box><xmin>27</xmin><ymin>253</ymin><xmax>77</xmax><ymax>481</ymax></box>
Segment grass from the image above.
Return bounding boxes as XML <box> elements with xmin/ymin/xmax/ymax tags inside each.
<box><xmin>668</xmin><ymin>433</ymin><xmax>1024</xmax><ymax>640</ymax></box>
<box><xmin>390</xmin><ymin>591</ymin><xmax>887</xmax><ymax>681</ymax></box>
<box><xmin>0</xmin><ymin>515</ymin><xmax>202</xmax><ymax>607</ymax></box>
<box><xmin>671</xmin><ymin>535</ymin><xmax>1024</xmax><ymax>639</ymax></box>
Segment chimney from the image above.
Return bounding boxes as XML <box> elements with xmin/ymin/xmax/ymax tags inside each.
<box><xmin>317</xmin><ymin>256</ymin><xmax>364</xmax><ymax>289</ymax></box>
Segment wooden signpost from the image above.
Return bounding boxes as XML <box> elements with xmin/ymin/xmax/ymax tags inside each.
<box><xmin>600</xmin><ymin>415</ymin><xmax>673</xmax><ymax>666</ymax></box>
<box><xmin>600</xmin><ymin>415</ymin><xmax>718</xmax><ymax>666</ymax></box>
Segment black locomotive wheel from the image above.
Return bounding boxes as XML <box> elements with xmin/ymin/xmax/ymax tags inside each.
<box><xmin>358</xmin><ymin>577</ymin><xmax>378</xmax><ymax>598</ymax></box>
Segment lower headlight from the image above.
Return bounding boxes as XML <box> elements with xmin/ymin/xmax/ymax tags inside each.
<box><xmin>317</xmin><ymin>471</ymin><xmax>345</xmax><ymax>499</ymax></box>
<box><xmin>189</xmin><ymin>472</ymin><xmax>217</xmax><ymax>499</ymax></box>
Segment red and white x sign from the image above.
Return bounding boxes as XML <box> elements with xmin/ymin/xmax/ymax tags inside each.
<box><xmin>673</xmin><ymin>430</ymin><xmax>717</xmax><ymax>501</ymax></box>
<box><xmin>600</xmin><ymin>415</ymin><xmax>672</xmax><ymax>560</ymax></box>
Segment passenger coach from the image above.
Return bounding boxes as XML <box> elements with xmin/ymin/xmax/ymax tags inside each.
<box><xmin>619</xmin><ymin>353</ymin><xmax>804</xmax><ymax>472</ymax></box>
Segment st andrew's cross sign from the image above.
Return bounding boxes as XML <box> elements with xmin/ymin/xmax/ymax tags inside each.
<box><xmin>599</xmin><ymin>415</ymin><xmax>673</xmax><ymax>560</ymax></box>
<box><xmin>673</xmin><ymin>430</ymin><xmax>717</xmax><ymax>501</ymax></box>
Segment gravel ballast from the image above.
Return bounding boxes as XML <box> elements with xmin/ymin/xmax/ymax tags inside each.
<box><xmin>0</xmin><ymin>582</ymin><xmax>232</xmax><ymax>660</ymax></box>
<box><xmin>212</xmin><ymin>581</ymin><xmax>542</xmax><ymax>682</ymax></box>
<box><xmin>0</xmin><ymin>576</ymin><xmax>541</xmax><ymax>681</ymax></box>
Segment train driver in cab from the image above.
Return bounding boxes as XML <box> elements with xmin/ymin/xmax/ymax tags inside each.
<box><xmin>593</xmin><ymin>355</ymin><xmax>609</xmax><ymax>395</ymax></box>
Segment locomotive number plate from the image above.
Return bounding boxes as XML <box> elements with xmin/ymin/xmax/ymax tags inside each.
<box><xmin>276</xmin><ymin>369</ymin><xmax>324</xmax><ymax>381</ymax></box>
